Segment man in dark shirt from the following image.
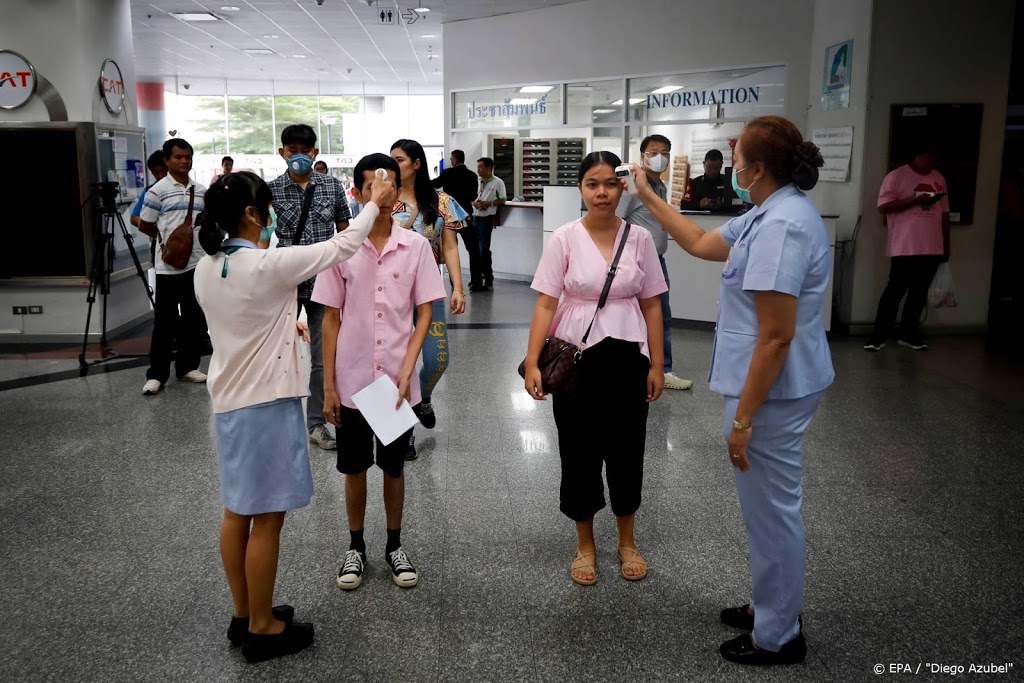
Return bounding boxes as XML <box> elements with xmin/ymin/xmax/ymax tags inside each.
<box><xmin>432</xmin><ymin>149</ymin><xmax>483</xmax><ymax>290</ymax></box>
<box><xmin>680</xmin><ymin>149</ymin><xmax>732</xmax><ymax>211</ymax></box>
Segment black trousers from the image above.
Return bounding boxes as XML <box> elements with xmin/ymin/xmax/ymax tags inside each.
<box><xmin>459</xmin><ymin>217</ymin><xmax>483</xmax><ymax>288</ymax></box>
<box><xmin>147</xmin><ymin>269</ymin><xmax>205</xmax><ymax>383</ymax></box>
<box><xmin>869</xmin><ymin>255</ymin><xmax>942</xmax><ymax>344</ymax></box>
<box><xmin>475</xmin><ymin>215</ymin><xmax>494</xmax><ymax>285</ymax></box>
<box><xmin>552</xmin><ymin>338</ymin><xmax>650</xmax><ymax>521</ymax></box>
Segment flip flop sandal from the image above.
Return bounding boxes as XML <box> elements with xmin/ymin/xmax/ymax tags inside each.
<box><xmin>570</xmin><ymin>550</ymin><xmax>597</xmax><ymax>586</ymax></box>
<box><xmin>618</xmin><ymin>547</ymin><xmax>648</xmax><ymax>581</ymax></box>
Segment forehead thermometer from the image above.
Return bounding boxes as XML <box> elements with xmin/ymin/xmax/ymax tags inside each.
<box><xmin>615</xmin><ymin>164</ymin><xmax>636</xmax><ymax>193</ymax></box>
<box><xmin>375</xmin><ymin>168</ymin><xmax>388</xmax><ymax>181</ymax></box>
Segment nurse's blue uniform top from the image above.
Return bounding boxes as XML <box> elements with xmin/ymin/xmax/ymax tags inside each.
<box><xmin>709</xmin><ymin>184</ymin><xmax>835</xmax><ymax>400</ymax></box>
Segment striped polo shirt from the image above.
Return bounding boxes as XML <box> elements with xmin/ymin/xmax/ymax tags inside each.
<box><xmin>140</xmin><ymin>175</ymin><xmax>207</xmax><ymax>273</ymax></box>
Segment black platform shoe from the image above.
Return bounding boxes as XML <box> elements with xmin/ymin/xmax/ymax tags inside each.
<box><xmin>241</xmin><ymin>621</ymin><xmax>315</xmax><ymax>664</ymax></box>
<box><xmin>227</xmin><ymin>605</ymin><xmax>295</xmax><ymax>646</ymax></box>
<box><xmin>720</xmin><ymin>632</ymin><xmax>806</xmax><ymax>666</ymax></box>
<box><xmin>720</xmin><ymin>604</ymin><xmax>754</xmax><ymax>631</ymax></box>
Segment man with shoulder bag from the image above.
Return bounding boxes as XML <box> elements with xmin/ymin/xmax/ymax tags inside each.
<box><xmin>137</xmin><ymin>138</ymin><xmax>209</xmax><ymax>396</ymax></box>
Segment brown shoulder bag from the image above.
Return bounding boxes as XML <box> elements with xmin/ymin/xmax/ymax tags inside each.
<box><xmin>159</xmin><ymin>186</ymin><xmax>196</xmax><ymax>269</ymax></box>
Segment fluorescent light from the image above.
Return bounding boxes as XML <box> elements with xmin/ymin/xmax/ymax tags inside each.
<box><xmin>413</xmin><ymin>7</ymin><xmax>431</xmax><ymax>12</ymax></box>
<box><xmin>509</xmin><ymin>98</ymin><xmax>536</xmax><ymax>105</ymax></box>
<box><xmin>220</xmin><ymin>5</ymin><xmax>240</xmax><ymax>10</ymax></box>
<box><xmin>610</xmin><ymin>98</ymin><xmax>645</xmax><ymax>105</ymax></box>
<box><xmin>243</xmin><ymin>48</ymin><xmax>276</xmax><ymax>55</ymax></box>
<box><xmin>652</xmin><ymin>85</ymin><xmax>682</xmax><ymax>94</ymax></box>
<box><xmin>519</xmin><ymin>85</ymin><xmax>554</xmax><ymax>93</ymax></box>
<box><xmin>593</xmin><ymin>108</ymin><xmax>615</xmax><ymax>114</ymax></box>
<box><xmin>421</xmin><ymin>34</ymin><xmax>437</xmax><ymax>38</ymax></box>
<box><xmin>291</xmin><ymin>54</ymin><xmax>307</xmax><ymax>58</ymax></box>
<box><xmin>173</xmin><ymin>12</ymin><xmax>220</xmax><ymax>21</ymax></box>
<box><xmin>263</xmin><ymin>34</ymin><xmax>279</xmax><ymax>38</ymax></box>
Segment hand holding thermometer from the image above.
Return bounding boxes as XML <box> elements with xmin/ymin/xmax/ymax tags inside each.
<box><xmin>615</xmin><ymin>164</ymin><xmax>636</xmax><ymax>193</ymax></box>
<box><xmin>375</xmin><ymin>168</ymin><xmax>388</xmax><ymax>182</ymax></box>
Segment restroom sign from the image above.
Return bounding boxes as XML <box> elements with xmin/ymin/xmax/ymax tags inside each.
<box><xmin>0</xmin><ymin>50</ymin><xmax>37</xmax><ymax>109</ymax></box>
<box><xmin>99</xmin><ymin>59</ymin><xmax>124</xmax><ymax>115</ymax></box>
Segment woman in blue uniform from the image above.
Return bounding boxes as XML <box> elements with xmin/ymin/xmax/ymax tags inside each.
<box><xmin>632</xmin><ymin>116</ymin><xmax>834</xmax><ymax>666</ymax></box>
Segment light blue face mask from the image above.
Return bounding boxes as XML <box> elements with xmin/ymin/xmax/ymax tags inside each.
<box><xmin>261</xmin><ymin>208</ymin><xmax>277</xmax><ymax>242</ymax></box>
<box><xmin>287</xmin><ymin>153</ymin><xmax>314</xmax><ymax>175</ymax></box>
<box><xmin>731</xmin><ymin>166</ymin><xmax>756</xmax><ymax>204</ymax></box>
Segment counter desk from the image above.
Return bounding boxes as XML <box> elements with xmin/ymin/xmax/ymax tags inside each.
<box><xmin>455</xmin><ymin>186</ymin><xmax>835</xmax><ymax>332</ymax></box>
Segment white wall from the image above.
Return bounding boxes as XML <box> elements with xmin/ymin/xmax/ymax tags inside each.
<box><xmin>0</xmin><ymin>0</ymin><xmax>137</xmax><ymax>125</ymax></box>
<box><xmin>850</xmin><ymin>0</ymin><xmax>1015</xmax><ymax>329</ymax></box>
<box><xmin>442</xmin><ymin>0</ymin><xmax>814</xmax><ymax>135</ymax></box>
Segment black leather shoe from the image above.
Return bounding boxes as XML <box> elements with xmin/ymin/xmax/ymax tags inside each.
<box><xmin>227</xmin><ymin>605</ymin><xmax>295</xmax><ymax>646</ymax></box>
<box><xmin>720</xmin><ymin>632</ymin><xmax>806</xmax><ymax>666</ymax></box>
<box><xmin>241</xmin><ymin>621</ymin><xmax>315</xmax><ymax>663</ymax></box>
<box><xmin>720</xmin><ymin>604</ymin><xmax>754</xmax><ymax>631</ymax></box>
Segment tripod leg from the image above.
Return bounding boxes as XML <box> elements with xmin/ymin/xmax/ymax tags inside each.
<box><xmin>79</xmin><ymin>224</ymin><xmax>108</xmax><ymax>368</ymax></box>
<box><xmin>115</xmin><ymin>212</ymin><xmax>155</xmax><ymax>306</ymax></box>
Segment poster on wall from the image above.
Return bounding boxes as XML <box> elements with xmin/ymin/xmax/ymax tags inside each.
<box><xmin>812</xmin><ymin>126</ymin><xmax>854</xmax><ymax>182</ymax></box>
<box><xmin>822</xmin><ymin>40</ymin><xmax>852</xmax><ymax>111</ymax></box>
<box><xmin>690</xmin><ymin>123</ymin><xmax>743</xmax><ymax>168</ymax></box>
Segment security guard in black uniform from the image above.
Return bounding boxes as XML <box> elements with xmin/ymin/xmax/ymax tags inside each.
<box><xmin>680</xmin><ymin>148</ymin><xmax>735</xmax><ymax>212</ymax></box>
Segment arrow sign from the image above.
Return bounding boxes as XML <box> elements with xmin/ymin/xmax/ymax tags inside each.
<box><xmin>402</xmin><ymin>8</ymin><xmax>421</xmax><ymax>24</ymax></box>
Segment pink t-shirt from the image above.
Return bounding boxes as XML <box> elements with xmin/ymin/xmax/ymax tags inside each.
<box><xmin>877</xmin><ymin>165</ymin><xmax>949</xmax><ymax>257</ymax></box>
<box><xmin>311</xmin><ymin>223</ymin><xmax>446</xmax><ymax>409</ymax></box>
<box><xmin>531</xmin><ymin>219</ymin><xmax>668</xmax><ymax>360</ymax></box>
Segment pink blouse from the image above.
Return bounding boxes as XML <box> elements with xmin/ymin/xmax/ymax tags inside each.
<box><xmin>531</xmin><ymin>219</ymin><xmax>667</xmax><ymax>360</ymax></box>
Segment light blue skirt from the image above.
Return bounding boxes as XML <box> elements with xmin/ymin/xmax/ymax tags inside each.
<box><xmin>214</xmin><ymin>397</ymin><xmax>313</xmax><ymax>515</ymax></box>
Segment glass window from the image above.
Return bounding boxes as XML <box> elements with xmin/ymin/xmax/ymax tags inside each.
<box><xmin>318</xmin><ymin>95</ymin><xmax>361</xmax><ymax>154</ymax></box>
<box><xmin>453</xmin><ymin>85</ymin><xmax>562</xmax><ymax>130</ymax></box>
<box><xmin>567</xmin><ymin>80</ymin><xmax>624</xmax><ymax>125</ymax></box>
<box><xmin>174</xmin><ymin>95</ymin><xmax>227</xmax><ymax>155</ymax></box>
<box><xmin>226</xmin><ymin>96</ymin><xmax>274</xmax><ymax>154</ymax></box>
<box><xmin>272</xmin><ymin>95</ymin><xmax>321</xmax><ymax>148</ymax></box>
<box><xmin>628</xmin><ymin>65</ymin><xmax>786</xmax><ymax>123</ymax></box>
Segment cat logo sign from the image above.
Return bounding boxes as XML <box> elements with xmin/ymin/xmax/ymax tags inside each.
<box><xmin>0</xmin><ymin>50</ymin><xmax>36</xmax><ymax>109</ymax></box>
<box><xmin>99</xmin><ymin>59</ymin><xmax>124</xmax><ymax>115</ymax></box>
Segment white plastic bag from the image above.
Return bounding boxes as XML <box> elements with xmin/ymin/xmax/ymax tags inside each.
<box><xmin>928</xmin><ymin>263</ymin><xmax>957</xmax><ymax>308</ymax></box>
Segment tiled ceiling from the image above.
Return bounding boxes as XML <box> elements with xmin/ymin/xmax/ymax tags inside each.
<box><xmin>131</xmin><ymin>0</ymin><xmax>583</xmax><ymax>88</ymax></box>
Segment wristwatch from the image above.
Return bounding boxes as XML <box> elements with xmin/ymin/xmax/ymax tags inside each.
<box><xmin>732</xmin><ymin>419</ymin><xmax>751</xmax><ymax>431</ymax></box>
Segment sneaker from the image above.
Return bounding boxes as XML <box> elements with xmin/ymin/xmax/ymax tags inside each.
<box><xmin>897</xmin><ymin>338</ymin><xmax>929</xmax><ymax>351</ymax></box>
<box><xmin>664</xmin><ymin>373</ymin><xmax>693</xmax><ymax>390</ymax></box>
<box><xmin>179</xmin><ymin>370</ymin><xmax>207</xmax><ymax>383</ymax></box>
<box><xmin>308</xmin><ymin>425</ymin><xmax>337</xmax><ymax>451</ymax></box>
<box><xmin>413</xmin><ymin>401</ymin><xmax>436</xmax><ymax>429</ymax></box>
<box><xmin>336</xmin><ymin>549</ymin><xmax>366</xmax><ymax>591</ymax></box>
<box><xmin>863</xmin><ymin>341</ymin><xmax>886</xmax><ymax>352</ymax></box>
<box><xmin>405</xmin><ymin>433</ymin><xmax>418</xmax><ymax>461</ymax></box>
<box><xmin>385</xmin><ymin>547</ymin><xmax>418</xmax><ymax>588</ymax></box>
<box><xmin>142</xmin><ymin>379</ymin><xmax>162</xmax><ymax>395</ymax></box>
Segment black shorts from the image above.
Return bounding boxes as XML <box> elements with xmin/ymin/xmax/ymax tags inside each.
<box><xmin>335</xmin><ymin>406</ymin><xmax>411</xmax><ymax>479</ymax></box>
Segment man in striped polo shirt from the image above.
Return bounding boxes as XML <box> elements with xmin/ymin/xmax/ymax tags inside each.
<box><xmin>137</xmin><ymin>138</ymin><xmax>209</xmax><ymax>396</ymax></box>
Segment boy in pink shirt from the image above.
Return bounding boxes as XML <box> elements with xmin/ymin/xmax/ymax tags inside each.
<box><xmin>865</xmin><ymin>146</ymin><xmax>951</xmax><ymax>351</ymax></box>
<box><xmin>312</xmin><ymin>154</ymin><xmax>446</xmax><ymax>591</ymax></box>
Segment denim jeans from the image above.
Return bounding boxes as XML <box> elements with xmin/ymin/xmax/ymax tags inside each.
<box><xmin>416</xmin><ymin>298</ymin><xmax>448</xmax><ymax>400</ymax></box>
<box><xmin>659</xmin><ymin>255</ymin><xmax>673</xmax><ymax>374</ymax></box>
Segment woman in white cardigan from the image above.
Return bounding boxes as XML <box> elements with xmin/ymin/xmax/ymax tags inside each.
<box><xmin>194</xmin><ymin>171</ymin><xmax>395</xmax><ymax>664</ymax></box>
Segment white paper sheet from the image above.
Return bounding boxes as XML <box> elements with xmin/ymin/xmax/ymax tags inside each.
<box><xmin>350</xmin><ymin>375</ymin><xmax>419</xmax><ymax>446</ymax></box>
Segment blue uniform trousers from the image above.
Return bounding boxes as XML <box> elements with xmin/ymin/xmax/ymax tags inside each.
<box><xmin>723</xmin><ymin>390</ymin><xmax>824</xmax><ymax>652</ymax></box>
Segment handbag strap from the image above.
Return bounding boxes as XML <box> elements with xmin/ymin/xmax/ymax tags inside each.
<box><xmin>292</xmin><ymin>182</ymin><xmax>317</xmax><ymax>244</ymax></box>
<box><xmin>157</xmin><ymin>185</ymin><xmax>195</xmax><ymax>246</ymax></box>
<box><xmin>580</xmin><ymin>222</ymin><xmax>632</xmax><ymax>348</ymax></box>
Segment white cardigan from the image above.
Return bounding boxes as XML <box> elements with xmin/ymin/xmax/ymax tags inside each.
<box><xmin>195</xmin><ymin>202</ymin><xmax>380</xmax><ymax>413</ymax></box>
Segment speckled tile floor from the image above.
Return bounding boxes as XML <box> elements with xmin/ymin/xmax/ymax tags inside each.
<box><xmin>1</xmin><ymin>282</ymin><xmax>1021</xmax><ymax>682</ymax></box>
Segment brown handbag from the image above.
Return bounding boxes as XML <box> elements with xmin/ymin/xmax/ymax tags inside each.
<box><xmin>518</xmin><ymin>223</ymin><xmax>632</xmax><ymax>395</ymax></box>
<box><xmin>159</xmin><ymin>186</ymin><xmax>196</xmax><ymax>269</ymax></box>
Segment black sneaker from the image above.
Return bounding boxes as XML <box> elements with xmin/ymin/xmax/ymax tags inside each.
<box><xmin>897</xmin><ymin>338</ymin><xmax>929</xmax><ymax>351</ymax></box>
<box><xmin>336</xmin><ymin>549</ymin><xmax>366</xmax><ymax>591</ymax></box>
<box><xmin>385</xmin><ymin>547</ymin><xmax>418</xmax><ymax>588</ymax></box>
<box><xmin>241</xmin><ymin>621</ymin><xmax>315</xmax><ymax>664</ymax></box>
<box><xmin>405</xmin><ymin>433</ymin><xmax>418</xmax><ymax>461</ymax></box>
<box><xmin>413</xmin><ymin>401</ymin><xmax>436</xmax><ymax>429</ymax></box>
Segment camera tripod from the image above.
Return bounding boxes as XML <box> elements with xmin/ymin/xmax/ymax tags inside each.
<box><xmin>79</xmin><ymin>188</ymin><xmax>155</xmax><ymax>372</ymax></box>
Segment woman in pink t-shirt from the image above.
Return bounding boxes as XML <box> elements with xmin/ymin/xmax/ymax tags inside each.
<box><xmin>523</xmin><ymin>151</ymin><xmax>667</xmax><ymax>586</ymax></box>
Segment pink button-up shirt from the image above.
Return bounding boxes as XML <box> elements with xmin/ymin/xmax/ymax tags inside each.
<box><xmin>311</xmin><ymin>222</ymin><xmax>446</xmax><ymax>409</ymax></box>
<box><xmin>531</xmin><ymin>219</ymin><xmax>667</xmax><ymax>360</ymax></box>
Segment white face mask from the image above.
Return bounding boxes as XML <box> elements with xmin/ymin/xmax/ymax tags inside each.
<box><xmin>644</xmin><ymin>153</ymin><xmax>669</xmax><ymax>173</ymax></box>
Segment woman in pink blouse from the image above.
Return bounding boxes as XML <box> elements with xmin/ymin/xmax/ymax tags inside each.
<box><xmin>523</xmin><ymin>151</ymin><xmax>667</xmax><ymax>586</ymax></box>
